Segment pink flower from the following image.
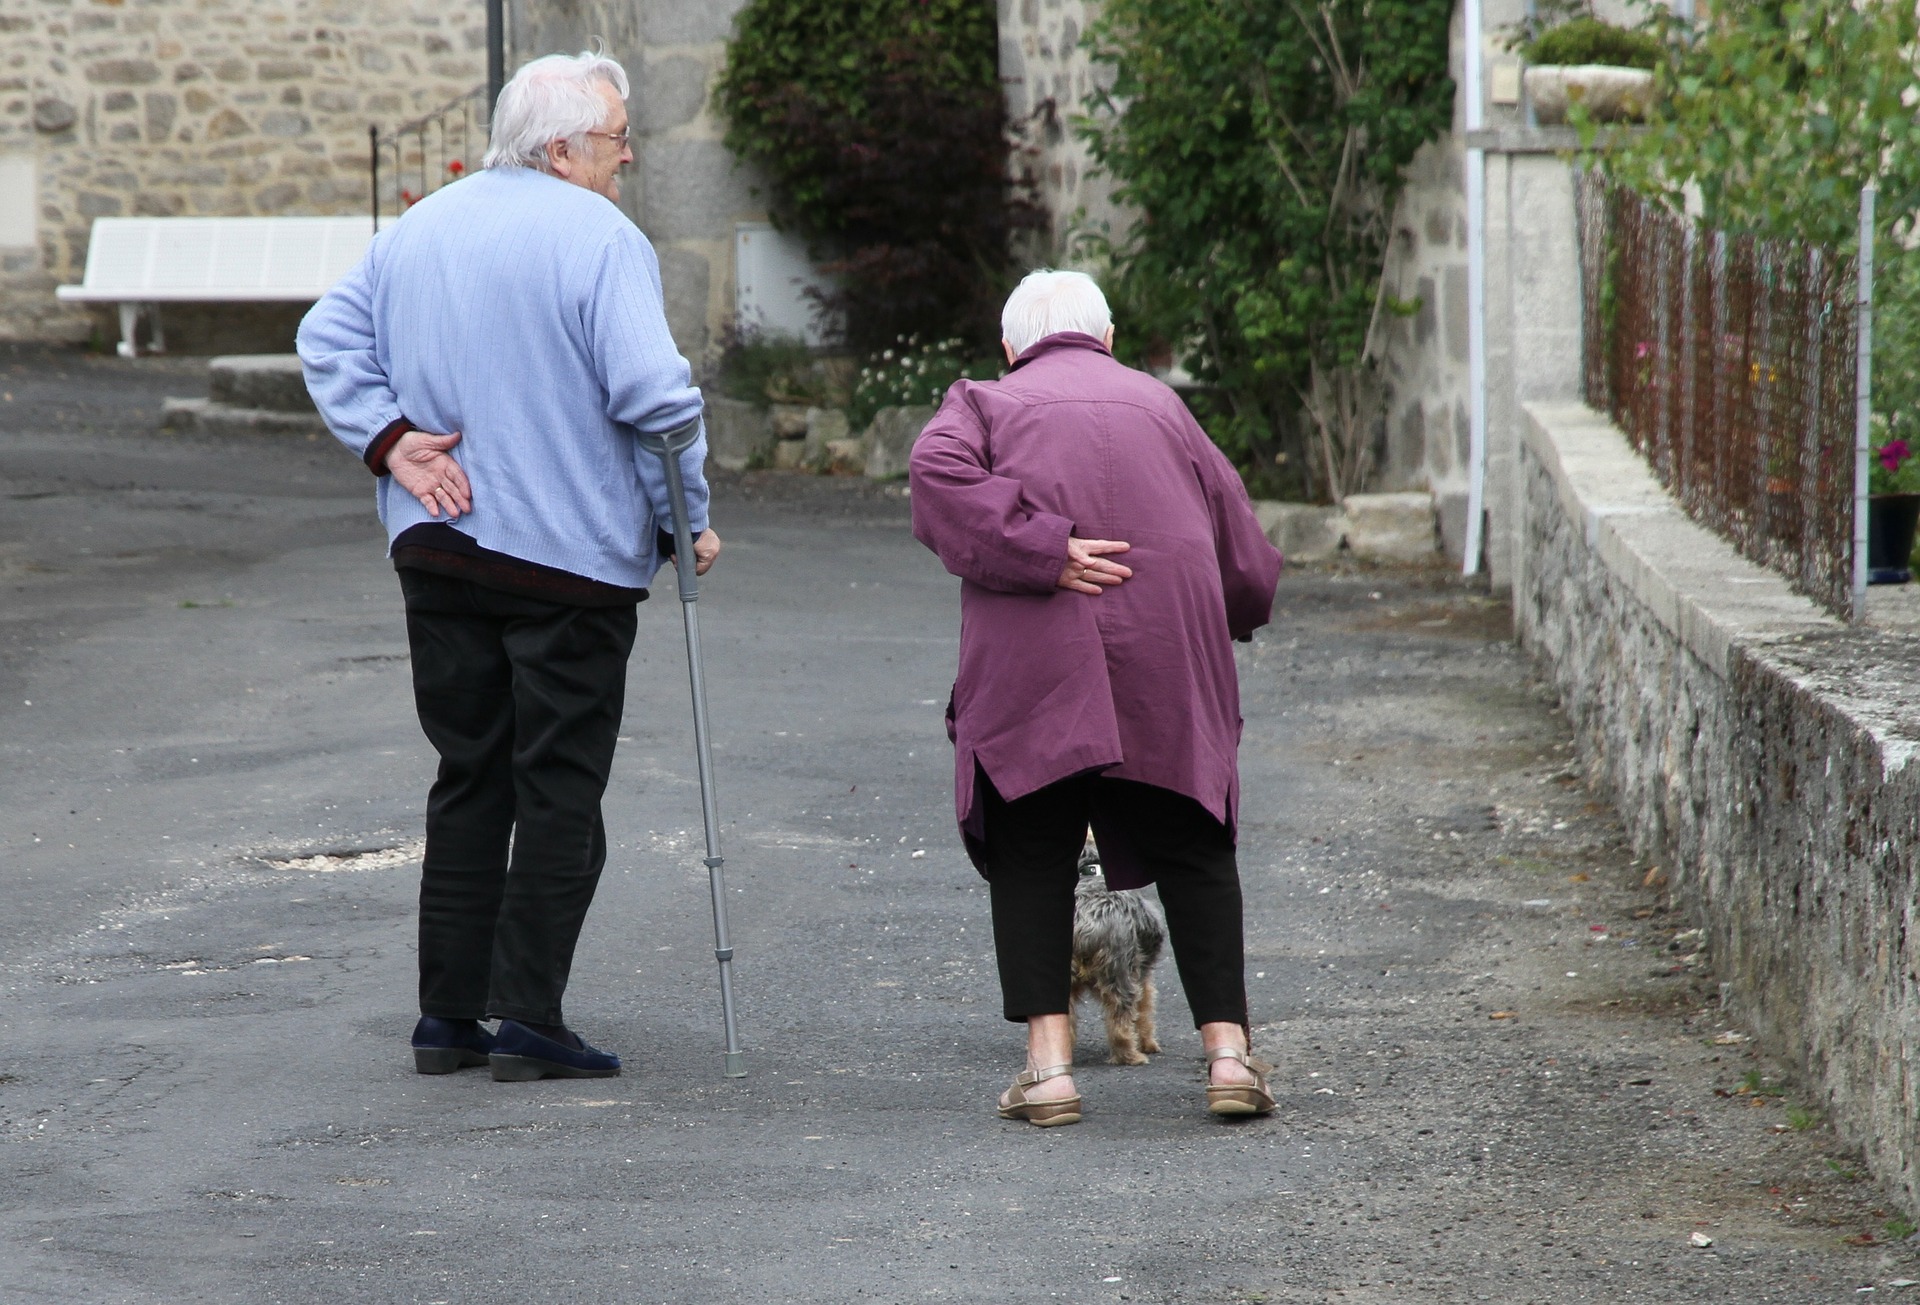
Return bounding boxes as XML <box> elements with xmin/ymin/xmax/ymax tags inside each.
<box><xmin>1881</xmin><ymin>440</ymin><xmax>1910</xmax><ymax>473</ymax></box>
<box><xmin>1634</xmin><ymin>341</ymin><xmax>1653</xmax><ymax>360</ymax></box>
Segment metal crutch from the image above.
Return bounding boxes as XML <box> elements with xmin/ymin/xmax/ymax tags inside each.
<box><xmin>636</xmin><ymin>415</ymin><xmax>746</xmax><ymax>1079</ymax></box>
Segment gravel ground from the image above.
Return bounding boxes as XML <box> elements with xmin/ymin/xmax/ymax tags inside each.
<box><xmin>0</xmin><ymin>343</ymin><xmax>1913</xmax><ymax>1302</ymax></box>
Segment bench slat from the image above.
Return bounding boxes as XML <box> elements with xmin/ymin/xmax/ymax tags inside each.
<box><xmin>57</xmin><ymin>216</ymin><xmax>374</xmax><ymax>302</ymax></box>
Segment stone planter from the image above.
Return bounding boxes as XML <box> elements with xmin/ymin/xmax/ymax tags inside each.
<box><xmin>1867</xmin><ymin>492</ymin><xmax>1920</xmax><ymax>585</ymax></box>
<box><xmin>1523</xmin><ymin>64</ymin><xmax>1654</xmax><ymax>125</ymax></box>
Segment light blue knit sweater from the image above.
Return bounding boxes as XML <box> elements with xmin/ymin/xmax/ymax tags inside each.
<box><xmin>297</xmin><ymin>166</ymin><xmax>707</xmax><ymax>589</ymax></box>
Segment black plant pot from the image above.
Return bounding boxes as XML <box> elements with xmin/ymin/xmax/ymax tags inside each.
<box><xmin>1868</xmin><ymin>493</ymin><xmax>1920</xmax><ymax>584</ymax></box>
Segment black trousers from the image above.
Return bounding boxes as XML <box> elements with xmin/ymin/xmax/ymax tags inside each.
<box><xmin>400</xmin><ymin>569</ymin><xmax>638</xmax><ymax>1026</ymax></box>
<box><xmin>980</xmin><ymin>771</ymin><xmax>1248</xmax><ymax>1029</ymax></box>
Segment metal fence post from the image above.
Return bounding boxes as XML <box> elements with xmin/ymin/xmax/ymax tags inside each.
<box><xmin>486</xmin><ymin>0</ymin><xmax>505</xmax><ymax>123</ymax></box>
<box><xmin>369</xmin><ymin>124</ymin><xmax>379</xmax><ymax>233</ymax></box>
<box><xmin>1853</xmin><ymin>183</ymin><xmax>1877</xmax><ymax>622</ymax></box>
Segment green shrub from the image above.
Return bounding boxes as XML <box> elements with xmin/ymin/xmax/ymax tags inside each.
<box><xmin>846</xmin><ymin>336</ymin><xmax>998</xmax><ymax>432</ymax></box>
<box><xmin>715</xmin><ymin>0</ymin><xmax>1041</xmax><ymax>354</ymax></box>
<box><xmin>714</xmin><ymin>330</ymin><xmax>821</xmax><ymax>406</ymax></box>
<box><xmin>1080</xmin><ymin>0</ymin><xmax>1454</xmax><ymax>501</ymax></box>
<box><xmin>1599</xmin><ymin>0</ymin><xmax>1920</xmax><ymax>250</ymax></box>
<box><xmin>1523</xmin><ymin>17</ymin><xmax>1662</xmax><ymax>70</ymax></box>
<box><xmin>1872</xmin><ymin>250</ymin><xmax>1920</xmax><ymax>451</ymax></box>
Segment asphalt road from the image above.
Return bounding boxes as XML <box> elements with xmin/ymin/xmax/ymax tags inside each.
<box><xmin>2</xmin><ymin>344</ymin><xmax>1915</xmax><ymax>1303</ymax></box>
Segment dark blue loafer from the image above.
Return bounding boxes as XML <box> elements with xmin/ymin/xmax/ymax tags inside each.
<box><xmin>489</xmin><ymin>1020</ymin><xmax>622</xmax><ymax>1080</ymax></box>
<box><xmin>411</xmin><ymin>1016</ymin><xmax>497</xmax><ymax>1075</ymax></box>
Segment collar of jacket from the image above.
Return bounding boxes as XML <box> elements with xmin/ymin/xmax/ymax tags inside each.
<box><xmin>1008</xmin><ymin>331</ymin><xmax>1113</xmax><ymax>373</ymax></box>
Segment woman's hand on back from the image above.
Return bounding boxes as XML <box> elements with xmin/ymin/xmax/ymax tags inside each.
<box><xmin>1059</xmin><ymin>537</ymin><xmax>1132</xmax><ymax>595</ymax></box>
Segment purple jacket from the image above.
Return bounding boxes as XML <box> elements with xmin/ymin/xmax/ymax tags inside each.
<box><xmin>909</xmin><ymin>333</ymin><xmax>1283</xmax><ymax>888</ymax></box>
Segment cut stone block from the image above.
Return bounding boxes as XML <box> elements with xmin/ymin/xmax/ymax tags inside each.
<box><xmin>803</xmin><ymin>406</ymin><xmax>851</xmax><ymax>469</ymax></box>
<box><xmin>824</xmin><ymin>437</ymin><xmax>866</xmax><ymax>476</ymax></box>
<box><xmin>770</xmin><ymin>403</ymin><xmax>809</xmax><ymax>439</ymax></box>
<box><xmin>1344</xmin><ymin>491</ymin><xmax>1438</xmax><ymax>560</ymax></box>
<box><xmin>862</xmin><ymin>404</ymin><xmax>937</xmax><ymax>480</ymax></box>
<box><xmin>704</xmin><ymin>395</ymin><xmax>774</xmax><ymax>471</ymax></box>
<box><xmin>1252</xmin><ymin>501</ymin><xmax>1344</xmax><ymax>562</ymax></box>
<box><xmin>771</xmin><ymin>438</ymin><xmax>806</xmax><ymax>470</ymax></box>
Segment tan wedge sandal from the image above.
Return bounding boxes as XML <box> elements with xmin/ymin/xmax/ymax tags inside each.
<box><xmin>1206</xmin><ymin>1045</ymin><xmax>1276</xmax><ymax>1116</ymax></box>
<box><xmin>997</xmin><ymin>1063</ymin><xmax>1082</xmax><ymax>1127</ymax></box>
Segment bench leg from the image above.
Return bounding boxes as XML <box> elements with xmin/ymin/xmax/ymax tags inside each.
<box><xmin>117</xmin><ymin>303</ymin><xmax>138</xmax><ymax>358</ymax></box>
<box><xmin>147</xmin><ymin>304</ymin><xmax>166</xmax><ymax>354</ymax></box>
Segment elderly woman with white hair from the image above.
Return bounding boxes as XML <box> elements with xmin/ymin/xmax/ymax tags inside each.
<box><xmin>299</xmin><ymin>51</ymin><xmax>718</xmax><ymax>1082</ymax></box>
<box><xmin>910</xmin><ymin>270</ymin><xmax>1283</xmax><ymax>1125</ymax></box>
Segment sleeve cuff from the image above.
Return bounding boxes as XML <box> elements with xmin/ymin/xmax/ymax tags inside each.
<box><xmin>364</xmin><ymin>418</ymin><xmax>414</xmax><ymax>476</ymax></box>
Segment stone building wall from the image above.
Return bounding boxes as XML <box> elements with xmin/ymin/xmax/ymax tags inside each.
<box><xmin>505</xmin><ymin>0</ymin><xmax>766</xmax><ymax>368</ymax></box>
<box><xmin>0</xmin><ymin>0</ymin><xmax>489</xmax><ymax>345</ymax></box>
<box><xmin>995</xmin><ymin>0</ymin><xmax>1123</xmax><ymax>259</ymax></box>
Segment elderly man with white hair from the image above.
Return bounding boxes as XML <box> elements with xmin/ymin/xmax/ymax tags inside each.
<box><xmin>910</xmin><ymin>270</ymin><xmax>1283</xmax><ymax>1125</ymax></box>
<box><xmin>298</xmin><ymin>51</ymin><xmax>718</xmax><ymax>1082</ymax></box>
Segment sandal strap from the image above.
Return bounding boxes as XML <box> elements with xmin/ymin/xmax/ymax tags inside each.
<box><xmin>1015</xmin><ymin>1062</ymin><xmax>1073</xmax><ymax>1087</ymax></box>
<box><xmin>1207</xmin><ymin>1046</ymin><xmax>1275</xmax><ymax>1076</ymax></box>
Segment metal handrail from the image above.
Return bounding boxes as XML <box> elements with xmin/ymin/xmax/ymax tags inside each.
<box><xmin>370</xmin><ymin>85</ymin><xmax>489</xmax><ymax>231</ymax></box>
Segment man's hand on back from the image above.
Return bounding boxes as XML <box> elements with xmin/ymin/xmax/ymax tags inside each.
<box><xmin>387</xmin><ymin>428</ymin><xmax>473</xmax><ymax>519</ymax></box>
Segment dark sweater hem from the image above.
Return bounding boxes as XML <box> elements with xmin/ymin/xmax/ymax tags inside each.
<box><xmin>391</xmin><ymin>524</ymin><xmax>647</xmax><ymax>607</ymax></box>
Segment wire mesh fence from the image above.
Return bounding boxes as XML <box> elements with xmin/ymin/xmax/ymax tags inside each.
<box><xmin>1576</xmin><ymin>172</ymin><xmax>1859</xmax><ymax>618</ymax></box>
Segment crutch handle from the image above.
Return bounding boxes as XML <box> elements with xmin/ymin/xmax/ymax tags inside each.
<box><xmin>635</xmin><ymin>415</ymin><xmax>705</xmax><ymax>603</ymax></box>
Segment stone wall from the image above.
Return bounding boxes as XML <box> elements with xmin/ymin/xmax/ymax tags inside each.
<box><xmin>507</xmin><ymin>0</ymin><xmax>766</xmax><ymax>367</ymax></box>
<box><xmin>1518</xmin><ymin>399</ymin><xmax>1920</xmax><ymax>1215</ymax></box>
<box><xmin>0</xmin><ymin>0</ymin><xmax>489</xmax><ymax>345</ymax></box>
<box><xmin>995</xmin><ymin>0</ymin><xmax>1124</xmax><ymax>257</ymax></box>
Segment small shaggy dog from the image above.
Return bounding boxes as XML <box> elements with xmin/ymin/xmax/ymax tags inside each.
<box><xmin>1071</xmin><ymin>835</ymin><xmax>1167</xmax><ymax>1065</ymax></box>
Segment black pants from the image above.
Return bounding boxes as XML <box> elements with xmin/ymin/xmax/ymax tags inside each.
<box><xmin>400</xmin><ymin>569</ymin><xmax>638</xmax><ymax>1026</ymax></box>
<box><xmin>981</xmin><ymin>771</ymin><xmax>1247</xmax><ymax>1029</ymax></box>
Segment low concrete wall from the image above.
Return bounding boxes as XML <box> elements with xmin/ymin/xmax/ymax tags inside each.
<box><xmin>1518</xmin><ymin>399</ymin><xmax>1920</xmax><ymax>1212</ymax></box>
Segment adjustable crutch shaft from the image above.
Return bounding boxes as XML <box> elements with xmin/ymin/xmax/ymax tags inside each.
<box><xmin>640</xmin><ymin>416</ymin><xmax>745</xmax><ymax>1078</ymax></box>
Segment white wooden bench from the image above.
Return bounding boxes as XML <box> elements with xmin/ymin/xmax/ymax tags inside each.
<box><xmin>56</xmin><ymin>216</ymin><xmax>374</xmax><ymax>357</ymax></box>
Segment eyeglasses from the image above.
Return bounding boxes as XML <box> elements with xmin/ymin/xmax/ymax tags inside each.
<box><xmin>584</xmin><ymin>128</ymin><xmax>631</xmax><ymax>148</ymax></box>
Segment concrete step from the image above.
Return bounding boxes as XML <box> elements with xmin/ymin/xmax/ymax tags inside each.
<box><xmin>160</xmin><ymin>396</ymin><xmax>330</xmax><ymax>441</ymax></box>
<box><xmin>207</xmin><ymin>354</ymin><xmax>315</xmax><ymax>414</ymax></box>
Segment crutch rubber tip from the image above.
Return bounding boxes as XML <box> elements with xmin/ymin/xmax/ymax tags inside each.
<box><xmin>724</xmin><ymin>1051</ymin><xmax>746</xmax><ymax>1079</ymax></box>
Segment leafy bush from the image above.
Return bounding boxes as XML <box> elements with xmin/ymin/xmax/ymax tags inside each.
<box><xmin>847</xmin><ymin>336</ymin><xmax>999</xmax><ymax>432</ymax></box>
<box><xmin>713</xmin><ymin>329</ymin><xmax>821</xmax><ymax>406</ymax></box>
<box><xmin>1080</xmin><ymin>0</ymin><xmax>1454</xmax><ymax>501</ymax></box>
<box><xmin>1873</xmin><ymin>250</ymin><xmax>1920</xmax><ymax>455</ymax></box>
<box><xmin>1522</xmin><ymin>17</ymin><xmax>1661</xmax><ymax>70</ymax></box>
<box><xmin>1592</xmin><ymin>0</ymin><xmax>1920</xmax><ymax>463</ymax></box>
<box><xmin>716</xmin><ymin>1</ymin><xmax>1042</xmax><ymax>354</ymax></box>
<box><xmin>1599</xmin><ymin>0</ymin><xmax>1920</xmax><ymax>249</ymax></box>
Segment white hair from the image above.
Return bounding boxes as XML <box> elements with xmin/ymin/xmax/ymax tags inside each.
<box><xmin>1001</xmin><ymin>269</ymin><xmax>1113</xmax><ymax>356</ymax></box>
<box><xmin>483</xmin><ymin>51</ymin><xmax>630</xmax><ymax>172</ymax></box>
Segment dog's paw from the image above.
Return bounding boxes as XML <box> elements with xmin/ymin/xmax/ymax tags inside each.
<box><xmin>1110</xmin><ymin>1049</ymin><xmax>1150</xmax><ymax>1066</ymax></box>
<box><xmin>1139</xmin><ymin>1037</ymin><xmax>1162</xmax><ymax>1055</ymax></box>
